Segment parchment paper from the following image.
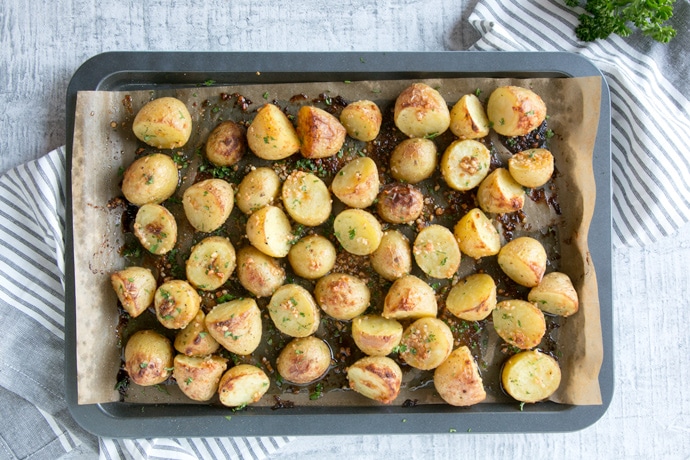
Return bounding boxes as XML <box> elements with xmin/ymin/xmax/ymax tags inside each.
<box><xmin>71</xmin><ymin>76</ymin><xmax>603</xmax><ymax>406</ymax></box>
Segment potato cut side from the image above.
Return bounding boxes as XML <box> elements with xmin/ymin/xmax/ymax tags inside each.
<box><xmin>351</xmin><ymin>314</ymin><xmax>403</xmax><ymax>357</ymax></box>
<box><xmin>124</xmin><ymin>330</ymin><xmax>174</xmax><ymax>387</ymax></box>
<box><xmin>186</xmin><ymin>236</ymin><xmax>236</xmax><ymax>291</ymax></box>
<box><xmin>154</xmin><ymin>280</ymin><xmax>201</xmax><ymax>329</ymax></box>
<box><xmin>331</xmin><ymin>156</ymin><xmax>380</xmax><ymax>209</ymax></box>
<box><xmin>236</xmin><ymin>167</ymin><xmax>281</xmax><ymax>214</ymax></box>
<box><xmin>333</xmin><ymin>208</ymin><xmax>383</xmax><ymax>255</ymax></box>
<box><xmin>132</xmin><ymin>97</ymin><xmax>192</xmax><ymax>149</ymax></box>
<box><xmin>486</xmin><ymin>86</ymin><xmax>547</xmax><ymax>137</ymax></box>
<box><xmin>441</xmin><ymin>139</ymin><xmax>491</xmax><ymax>191</ymax></box>
<box><xmin>476</xmin><ymin>168</ymin><xmax>526</xmax><ymax>214</ymax></box>
<box><xmin>492</xmin><ymin>299</ymin><xmax>546</xmax><ymax>350</ymax></box>
<box><xmin>528</xmin><ymin>271</ymin><xmax>579</xmax><ymax>317</ymax></box>
<box><xmin>110</xmin><ymin>266</ymin><xmax>157</xmax><ymax>318</ymax></box>
<box><xmin>288</xmin><ymin>234</ymin><xmax>336</xmax><ymax>280</ymax></box>
<box><xmin>347</xmin><ymin>356</ymin><xmax>402</xmax><ymax>404</ymax></box>
<box><xmin>174</xmin><ymin>310</ymin><xmax>220</xmax><ymax>357</ymax></box>
<box><xmin>445</xmin><ymin>273</ymin><xmax>497</xmax><ymax>322</ymax></box>
<box><xmin>508</xmin><ymin>148</ymin><xmax>554</xmax><ymax>188</ymax></box>
<box><xmin>276</xmin><ymin>336</ymin><xmax>332</xmax><ymax>384</ymax></box>
<box><xmin>453</xmin><ymin>208</ymin><xmax>501</xmax><ymax>259</ymax></box>
<box><xmin>497</xmin><ymin>236</ymin><xmax>547</xmax><ymax>287</ymax></box>
<box><xmin>502</xmin><ymin>350</ymin><xmax>561</xmax><ymax>403</ymax></box>
<box><xmin>314</xmin><ymin>273</ymin><xmax>370</xmax><ymax>321</ymax></box>
<box><xmin>205</xmin><ymin>298</ymin><xmax>263</xmax><ymax>355</ymax></box>
<box><xmin>413</xmin><ymin>224</ymin><xmax>461</xmax><ymax>279</ymax></box>
<box><xmin>398</xmin><ymin>317</ymin><xmax>454</xmax><ymax>370</ymax></box>
<box><xmin>236</xmin><ymin>246</ymin><xmax>286</xmax><ymax>298</ymax></box>
<box><xmin>394</xmin><ymin>83</ymin><xmax>450</xmax><ymax>138</ymax></box>
<box><xmin>133</xmin><ymin>203</ymin><xmax>178</xmax><ymax>255</ymax></box>
<box><xmin>174</xmin><ymin>354</ymin><xmax>228</xmax><ymax>402</ymax></box>
<box><xmin>182</xmin><ymin>178</ymin><xmax>234</xmax><ymax>232</ymax></box>
<box><xmin>218</xmin><ymin>364</ymin><xmax>270</xmax><ymax>407</ymax></box>
<box><xmin>247</xmin><ymin>103</ymin><xmax>300</xmax><ymax>160</ymax></box>
<box><xmin>246</xmin><ymin>205</ymin><xmax>293</xmax><ymax>258</ymax></box>
<box><xmin>383</xmin><ymin>274</ymin><xmax>437</xmax><ymax>320</ymax></box>
<box><xmin>121</xmin><ymin>153</ymin><xmax>179</xmax><ymax>206</ymax></box>
<box><xmin>282</xmin><ymin>170</ymin><xmax>331</xmax><ymax>226</ymax></box>
<box><xmin>339</xmin><ymin>100</ymin><xmax>382</xmax><ymax>142</ymax></box>
<box><xmin>267</xmin><ymin>284</ymin><xmax>320</xmax><ymax>337</ymax></box>
<box><xmin>434</xmin><ymin>346</ymin><xmax>487</xmax><ymax>406</ymax></box>
<box><xmin>297</xmin><ymin>105</ymin><xmax>347</xmax><ymax>159</ymax></box>
<box><xmin>449</xmin><ymin>93</ymin><xmax>490</xmax><ymax>140</ymax></box>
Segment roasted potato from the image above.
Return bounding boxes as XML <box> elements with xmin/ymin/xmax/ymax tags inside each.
<box><xmin>132</xmin><ymin>97</ymin><xmax>192</xmax><ymax>149</ymax></box>
<box><xmin>339</xmin><ymin>100</ymin><xmax>382</xmax><ymax>141</ymax></box>
<box><xmin>393</xmin><ymin>83</ymin><xmax>450</xmax><ymax>138</ymax></box>
<box><xmin>205</xmin><ymin>120</ymin><xmax>246</xmax><ymax>167</ymax></box>
<box><xmin>497</xmin><ymin>236</ymin><xmax>547</xmax><ymax>287</ymax></box>
<box><xmin>476</xmin><ymin>168</ymin><xmax>526</xmax><ymax>214</ymax></box>
<box><xmin>267</xmin><ymin>284</ymin><xmax>320</xmax><ymax>337</ymax></box>
<box><xmin>186</xmin><ymin>236</ymin><xmax>236</xmax><ymax>291</ymax></box>
<box><xmin>174</xmin><ymin>354</ymin><xmax>228</xmax><ymax>401</ymax></box>
<box><xmin>445</xmin><ymin>273</ymin><xmax>497</xmax><ymax>322</ymax></box>
<box><xmin>501</xmin><ymin>350</ymin><xmax>561</xmax><ymax>403</ymax></box>
<box><xmin>174</xmin><ymin>310</ymin><xmax>220</xmax><ymax>357</ymax></box>
<box><xmin>288</xmin><ymin>234</ymin><xmax>336</xmax><ymax>280</ymax></box>
<box><xmin>433</xmin><ymin>346</ymin><xmax>486</xmax><ymax>406</ymax></box>
<box><xmin>133</xmin><ymin>203</ymin><xmax>178</xmax><ymax>255</ymax></box>
<box><xmin>282</xmin><ymin>170</ymin><xmax>331</xmax><ymax>226</ymax></box>
<box><xmin>124</xmin><ymin>330</ymin><xmax>174</xmax><ymax>386</ymax></box>
<box><xmin>413</xmin><ymin>224</ymin><xmax>461</xmax><ymax>279</ymax></box>
<box><xmin>398</xmin><ymin>317</ymin><xmax>454</xmax><ymax>370</ymax></box>
<box><xmin>297</xmin><ymin>105</ymin><xmax>346</xmax><ymax>159</ymax></box>
<box><xmin>370</xmin><ymin>229</ymin><xmax>412</xmax><ymax>281</ymax></box>
<box><xmin>246</xmin><ymin>205</ymin><xmax>293</xmax><ymax>258</ymax></box>
<box><xmin>389</xmin><ymin>138</ymin><xmax>438</xmax><ymax>184</ymax></box>
<box><xmin>508</xmin><ymin>148</ymin><xmax>554</xmax><ymax>188</ymax></box>
<box><xmin>453</xmin><ymin>208</ymin><xmax>501</xmax><ymax>259</ymax></box>
<box><xmin>276</xmin><ymin>336</ymin><xmax>332</xmax><ymax>384</ymax></box>
<box><xmin>351</xmin><ymin>314</ymin><xmax>403</xmax><ymax>357</ymax></box>
<box><xmin>376</xmin><ymin>183</ymin><xmax>424</xmax><ymax>224</ymax></box>
<box><xmin>236</xmin><ymin>167</ymin><xmax>281</xmax><ymax>214</ymax></box>
<box><xmin>331</xmin><ymin>156</ymin><xmax>380</xmax><ymax>208</ymax></box>
<box><xmin>486</xmin><ymin>86</ymin><xmax>547</xmax><ymax>137</ymax></box>
<box><xmin>528</xmin><ymin>272</ymin><xmax>579</xmax><ymax>317</ymax></box>
<box><xmin>333</xmin><ymin>208</ymin><xmax>383</xmax><ymax>256</ymax></box>
<box><xmin>236</xmin><ymin>246</ymin><xmax>286</xmax><ymax>298</ymax></box>
<box><xmin>246</xmin><ymin>103</ymin><xmax>300</xmax><ymax>160</ymax></box>
<box><xmin>205</xmin><ymin>298</ymin><xmax>263</xmax><ymax>355</ymax></box>
<box><xmin>382</xmin><ymin>274</ymin><xmax>437</xmax><ymax>320</ymax></box>
<box><xmin>218</xmin><ymin>364</ymin><xmax>270</xmax><ymax>407</ymax></box>
<box><xmin>121</xmin><ymin>153</ymin><xmax>179</xmax><ymax>206</ymax></box>
<box><xmin>182</xmin><ymin>178</ymin><xmax>234</xmax><ymax>232</ymax></box>
<box><xmin>110</xmin><ymin>266</ymin><xmax>157</xmax><ymax>318</ymax></box>
<box><xmin>449</xmin><ymin>93</ymin><xmax>490</xmax><ymax>140</ymax></box>
<box><xmin>154</xmin><ymin>279</ymin><xmax>201</xmax><ymax>329</ymax></box>
<box><xmin>314</xmin><ymin>273</ymin><xmax>370</xmax><ymax>321</ymax></box>
<box><xmin>346</xmin><ymin>356</ymin><xmax>402</xmax><ymax>404</ymax></box>
<box><xmin>492</xmin><ymin>299</ymin><xmax>546</xmax><ymax>350</ymax></box>
<box><xmin>440</xmin><ymin>139</ymin><xmax>491</xmax><ymax>191</ymax></box>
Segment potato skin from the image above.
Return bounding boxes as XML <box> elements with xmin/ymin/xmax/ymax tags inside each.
<box><xmin>476</xmin><ymin>168</ymin><xmax>526</xmax><ymax>214</ymax></box>
<box><xmin>205</xmin><ymin>298</ymin><xmax>263</xmax><ymax>355</ymax></box>
<box><xmin>314</xmin><ymin>273</ymin><xmax>370</xmax><ymax>321</ymax></box>
<box><xmin>236</xmin><ymin>167</ymin><xmax>281</xmax><ymax>214</ymax></box>
<box><xmin>154</xmin><ymin>280</ymin><xmax>201</xmax><ymax>329</ymax></box>
<box><xmin>501</xmin><ymin>350</ymin><xmax>561</xmax><ymax>403</ymax></box>
<box><xmin>528</xmin><ymin>272</ymin><xmax>579</xmax><ymax>317</ymax></box>
<box><xmin>288</xmin><ymin>234</ymin><xmax>336</xmax><ymax>280</ymax></box>
<box><xmin>297</xmin><ymin>105</ymin><xmax>347</xmax><ymax>159</ymax></box>
<box><xmin>331</xmin><ymin>157</ymin><xmax>380</xmax><ymax>209</ymax></box>
<box><xmin>174</xmin><ymin>310</ymin><xmax>220</xmax><ymax>357</ymax></box>
<box><xmin>132</xmin><ymin>97</ymin><xmax>192</xmax><ymax>149</ymax></box>
<box><xmin>182</xmin><ymin>178</ymin><xmax>234</xmax><ymax>232</ymax></box>
<box><xmin>351</xmin><ymin>315</ymin><xmax>403</xmax><ymax>357</ymax></box>
<box><xmin>282</xmin><ymin>171</ymin><xmax>331</xmax><ymax>226</ymax></box>
<box><xmin>133</xmin><ymin>204</ymin><xmax>178</xmax><ymax>255</ymax></box>
<box><xmin>246</xmin><ymin>103</ymin><xmax>300</xmax><ymax>160</ymax></box>
<box><xmin>124</xmin><ymin>330</ymin><xmax>174</xmax><ymax>386</ymax></box>
<box><xmin>246</xmin><ymin>205</ymin><xmax>293</xmax><ymax>258</ymax></box>
<box><xmin>445</xmin><ymin>273</ymin><xmax>497</xmax><ymax>322</ymax></box>
<box><xmin>205</xmin><ymin>120</ymin><xmax>246</xmax><ymax>167</ymax></box>
<box><xmin>376</xmin><ymin>183</ymin><xmax>424</xmax><ymax>224</ymax></box>
<box><xmin>398</xmin><ymin>317</ymin><xmax>454</xmax><ymax>370</ymax></box>
<box><xmin>339</xmin><ymin>100</ymin><xmax>382</xmax><ymax>141</ymax></box>
<box><xmin>449</xmin><ymin>93</ymin><xmax>490</xmax><ymax>140</ymax></box>
<box><xmin>174</xmin><ymin>354</ymin><xmax>228</xmax><ymax>401</ymax></box>
<box><xmin>486</xmin><ymin>86</ymin><xmax>547</xmax><ymax>137</ymax></box>
<box><xmin>185</xmin><ymin>236</ymin><xmax>236</xmax><ymax>291</ymax></box>
<box><xmin>267</xmin><ymin>284</ymin><xmax>320</xmax><ymax>337</ymax></box>
<box><xmin>370</xmin><ymin>229</ymin><xmax>412</xmax><ymax>281</ymax></box>
<box><xmin>236</xmin><ymin>246</ymin><xmax>286</xmax><ymax>298</ymax></box>
<box><xmin>333</xmin><ymin>209</ymin><xmax>383</xmax><ymax>256</ymax></box>
<box><xmin>492</xmin><ymin>299</ymin><xmax>546</xmax><ymax>350</ymax></box>
<box><xmin>434</xmin><ymin>346</ymin><xmax>486</xmax><ymax>406</ymax></box>
<box><xmin>394</xmin><ymin>83</ymin><xmax>450</xmax><ymax>138</ymax></box>
<box><xmin>508</xmin><ymin>148</ymin><xmax>554</xmax><ymax>188</ymax></box>
<box><xmin>217</xmin><ymin>364</ymin><xmax>270</xmax><ymax>407</ymax></box>
<box><xmin>389</xmin><ymin>138</ymin><xmax>437</xmax><ymax>184</ymax></box>
<box><xmin>382</xmin><ymin>274</ymin><xmax>437</xmax><ymax>320</ymax></box>
<box><xmin>497</xmin><ymin>236</ymin><xmax>547</xmax><ymax>287</ymax></box>
<box><xmin>412</xmin><ymin>224</ymin><xmax>461</xmax><ymax>279</ymax></box>
<box><xmin>276</xmin><ymin>336</ymin><xmax>332</xmax><ymax>384</ymax></box>
<box><xmin>110</xmin><ymin>266</ymin><xmax>157</xmax><ymax>318</ymax></box>
<box><xmin>346</xmin><ymin>356</ymin><xmax>402</xmax><ymax>404</ymax></box>
<box><xmin>454</xmin><ymin>208</ymin><xmax>501</xmax><ymax>259</ymax></box>
<box><xmin>121</xmin><ymin>153</ymin><xmax>179</xmax><ymax>206</ymax></box>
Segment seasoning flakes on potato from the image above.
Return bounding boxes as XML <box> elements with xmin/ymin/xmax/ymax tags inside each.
<box><xmin>398</xmin><ymin>317</ymin><xmax>454</xmax><ymax>370</ymax></box>
<box><xmin>267</xmin><ymin>284</ymin><xmax>320</xmax><ymax>337</ymax></box>
<box><xmin>449</xmin><ymin>93</ymin><xmax>491</xmax><ymax>140</ymax></box>
<box><xmin>492</xmin><ymin>299</ymin><xmax>546</xmax><ymax>350</ymax></box>
<box><xmin>497</xmin><ymin>236</ymin><xmax>547</xmax><ymax>287</ymax></box>
<box><xmin>121</xmin><ymin>153</ymin><xmax>179</xmax><ymax>206</ymax></box>
<box><xmin>236</xmin><ymin>246</ymin><xmax>286</xmax><ymax>298</ymax></box>
<box><xmin>288</xmin><ymin>234</ymin><xmax>336</xmax><ymax>280</ymax></box>
<box><xmin>154</xmin><ymin>279</ymin><xmax>201</xmax><ymax>329</ymax></box>
<box><xmin>282</xmin><ymin>170</ymin><xmax>331</xmax><ymax>226</ymax></box>
<box><xmin>276</xmin><ymin>336</ymin><xmax>332</xmax><ymax>385</ymax></box>
<box><xmin>331</xmin><ymin>156</ymin><xmax>380</xmax><ymax>209</ymax></box>
<box><xmin>174</xmin><ymin>310</ymin><xmax>220</xmax><ymax>357</ymax></box>
<box><xmin>347</xmin><ymin>356</ymin><xmax>402</xmax><ymax>404</ymax></box>
<box><xmin>412</xmin><ymin>224</ymin><xmax>461</xmax><ymax>279</ymax></box>
<box><xmin>247</xmin><ymin>103</ymin><xmax>300</xmax><ymax>160</ymax></box>
<box><xmin>333</xmin><ymin>208</ymin><xmax>383</xmax><ymax>255</ymax></box>
<box><xmin>110</xmin><ymin>266</ymin><xmax>157</xmax><ymax>318</ymax></box>
<box><xmin>351</xmin><ymin>314</ymin><xmax>404</xmax><ymax>357</ymax></box>
<box><xmin>476</xmin><ymin>167</ymin><xmax>526</xmax><ymax>214</ymax></box>
<box><xmin>441</xmin><ymin>139</ymin><xmax>491</xmax><ymax>191</ymax></box>
<box><xmin>124</xmin><ymin>330</ymin><xmax>174</xmax><ymax>387</ymax></box>
<box><xmin>486</xmin><ymin>86</ymin><xmax>547</xmax><ymax>137</ymax></box>
<box><xmin>174</xmin><ymin>354</ymin><xmax>228</xmax><ymax>402</ymax></box>
<box><xmin>132</xmin><ymin>97</ymin><xmax>192</xmax><ymax>149</ymax></box>
<box><xmin>186</xmin><ymin>236</ymin><xmax>236</xmax><ymax>291</ymax></box>
<box><xmin>501</xmin><ymin>350</ymin><xmax>561</xmax><ymax>403</ymax></box>
<box><xmin>508</xmin><ymin>148</ymin><xmax>554</xmax><ymax>188</ymax></box>
<box><xmin>389</xmin><ymin>138</ymin><xmax>438</xmax><ymax>184</ymax></box>
<box><xmin>314</xmin><ymin>272</ymin><xmax>370</xmax><ymax>321</ymax></box>
<box><xmin>182</xmin><ymin>178</ymin><xmax>234</xmax><ymax>232</ymax></box>
<box><xmin>369</xmin><ymin>229</ymin><xmax>412</xmax><ymax>281</ymax></box>
<box><xmin>246</xmin><ymin>205</ymin><xmax>293</xmax><ymax>258</ymax></box>
<box><xmin>394</xmin><ymin>82</ymin><xmax>450</xmax><ymax>138</ymax></box>
<box><xmin>218</xmin><ymin>364</ymin><xmax>270</xmax><ymax>408</ymax></box>
<box><xmin>236</xmin><ymin>167</ymin><xmax>281</xmax><ymax>214</ymax></box>
<box><xmin>205</xmin><ymin>298</ymin><xmax>263</xmax><ymax>355</ymax></box>
<box><xmin>453</xmin><ymin>208</ymin><xmax>501</xmax><ymax>259</ymax></box>
<box><xmin>382</xmin><ymin>274</ymin><xmax>437</xmax><ymax>320</ymax></box>
<box><xmin>339</xmin><ymin>99</ymin><xmax>382</xmax><ymax>142</ymax></box>
<box><xmin>434</xmin><ymin>346</ymin><xmax>487</xmax><ymax>406</ymax></box>
<box><xmin>528</xmin><ymin>272</ymin><xmax>579</xmax><ymax>317</ymax></box>
<box><xmin>445</xmin><ymin>273</ymin><xmax>497</xmax><ymax>322</ymax></box>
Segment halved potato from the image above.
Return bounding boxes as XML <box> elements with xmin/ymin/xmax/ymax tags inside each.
<box><xmin>508</xmin><ymin>148</ymin><xmax>554</xmax><ymax>188</ymax></box>
<box><xmin>333</xmin><ymin>209</ymin><xmax>383</xmax><ymax>256</ymax></box>
<box><xmin>276</xmin><ymin>336</ymin><xmax>332</xmax><ymax>384</ymax></box>
<box><xmin>445</xmin><ymin>273</ymin><xmax>497</xmax><ymax>322</ymax></box>
<box><xmin>246</xmin><ymin>103</ymin><xmax>300</xmax><ymax>160</ymax></box>
<box><xmin>154</xmin><ymin>280</ymin><xmax>201</xmax><ymax>329</ymax></box>
<box><xmin>124</xmin><ymin>330</ymin><xmax>174</xmax><ymax>387</ymax></box>
<box><xmin>476</xmin><ymin>168</ymin><xmax>526</xmax><ymax>214</ymax></box>
<box><xmin>346</xmin><ymin>356</ymin><xmax>402</xmax><ymax>404</ymax></box>
<box><xmin>453</xmin><ymin>208</ymin><xmax>501</xmax><ymax>259</ymax></box>
<box><xmin>186</xmin><ymin>236</ymin><xmax>236</xmax><ymax>291</ymax></box>
<box><xmin>331</xmin><ymin>156</ymin><xmax>380</xmax><ymax>208</ymax></box>
<box><xmin>370</xmin><ymin>229</ymin><xmax>412</xmax><ymax>281</ymax></box>
<box><xmin>288</xmin><ymin>234</ymin><xmax>336</xmax><ymax>280</ymax></box>
<box><xmin>440</xmin><ymin>139</ymin><xmax>491</xmax><ymax>191</ymax></box>
<box><xmin>297</xmin><ymin>105</ymin><xmax>346</xmax><ymax>159</ymax></box>
<box><xmin>174</xmin><ymin>354</ymin><xmax>228</xmax><ymax>402</ymax></box>
<box><xmin>434</xmin><ymin>346</ymin><xmax>486</xmax><ymax>406</ymax></box>
<box><xmin>205</xmin><ymin>298</ymin><xmax>263</xmax><ymax>355</ymax></box>
<box><xmin>351</xmin><ymin>315</ymin><xmax>403</xmax><ymax>357</ymax></box>
<box><xmin>246</xmin><ymin>205</ymin><xmax>293</xmax><ymax>258</ymax></box>
<box><xmin>133</xmin><ymin>204</ymin><xmax>177</xmax><ymax>255</ymax></box>
<box><xmin>492</xmin><ymin>299</ymin><xmax>546</xmax><ymax>350</ymax></box>
<box><xmin>398</xmin><ymin>317</ymin><xmax>454</xmax><ymax>370</ymax></box>
<box><xmin>497</xmin><ymin>236</ymin><xmax>547</xmax><ymax>287</ymax></box>
<box><xmin>528</xmin><ymin>272</ymin><xmax>579</xmax><ymax>317</ymax></box>
<box><xmin>236</xmin><ymin>246</ymin><xmax>286</xmax><ymax>298</ymax></box>
<box><xmin>394</xmin><ymin>83</ymin><xmax>450</xmax><ymax>138</ymax></box>
<box><xmin>486</xmin><ymin>86</ymin><xmax>547</xmax><ymax>137</ymax></box>
<box><xmin>110</xmin><ymin>266</ymin><xmax>157</xmax><ymax>318</ymax></box>
<box><xmin>236</xmin><ymin>167</ymin><xmax>281</xmax><ymax>214</ymax></box>
<box><xmin>267</xmin><ymin>284</ymin><xmax>320</xmax><ymax>337</ymax></box>
<box><xmin>132</xmin><ymin>97</ymin><xmax>192</xmax><ymax>149</ymax></box>
<box><xmin>389</xmin><ymin>138</ymin><xmax>438</xmax><ymax>184</ymax></box>
<box><xmin>339</xmin><ymin>100</ymin><xmax>382</xmax><ymax>142</ymax></box>
<box><xmin>282</xmin><ymin>170</ymin><xmax>331</xmax><ymax>226</ymax></box>
<box><xmin>501</xmin><ymin>350</ymin><xmax>561</xmax><ymax>403</ymax></box>
<box><xmin>174</xmin><ymin>310</ymin><xmax>220</xmax><ymax>357</ymax></box>
<box><xmin>449</xmin><ymin>93</ymin><xmax>491</xmax><ymax>140</ymax></box>
<box><xmin>314</xmin><ymin>273</ymin><xmax>370</xmax><ymax>321</ymax></box>
<box><xmin>205</xmin><ymin>120</ymin><xmax>246</xmax><ymax>167</ymax></box>
<box><xmin>412</xmin><ymin>224</ymin><xmax>461</xmax><ymax>279</ymax></box>
<box><xmin>182</xmin><ymin>178</ymin><xmax>234</xmax><ymax>232</ymax></box>
<box><xmin>376</xmin><ymin>183</ymin><xmax>424</xmax><ymax>224</ymax></box>
<box><xmin>382</xmin><ymin>274</ymin><xmax>437</xmax><ymax>320</ymax></box>
<box><xmin>121</xmin><ymin>153</ymin><xmax>179</xmax><ymax>206</ymax></box>
<box><xmin>218</xmin><ymin>364</ymin><xmax>270</xmax><ymax>407</ymax></box>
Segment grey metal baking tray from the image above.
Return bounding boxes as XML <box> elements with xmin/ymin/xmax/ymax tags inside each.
<box><xmin>65</xmin><ymin>51</ymin><xmax>613</xmax><ymax>438</ymax></box>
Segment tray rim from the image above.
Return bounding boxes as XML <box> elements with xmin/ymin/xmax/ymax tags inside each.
<box><xmin>64</xmin><ymin>50</ymin><xmax>613</xmax><ymax>438</ymax></box>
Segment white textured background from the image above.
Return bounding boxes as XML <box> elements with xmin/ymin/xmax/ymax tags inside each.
<box><xmin>2</xmin><ymin>1</ymin><xmax>688</xmax><ymax>458</ymax></box>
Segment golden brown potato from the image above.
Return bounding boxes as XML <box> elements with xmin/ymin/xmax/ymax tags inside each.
<box><xmin>121</xmin><ymin>153</ymin><xmax>179</xmax><ymax>206</ymax></box>
<box><xmin>174</xmin><ymin>354</ymin><xmax>228</xmax><ymax>401</ymax></box>
<box><xmin>174</xmin><ymin>310</ymin><xmax>220</xmax><ymax>357</ymax></box>
<box><xmin>433</xmin><ymin>346</ymin><xmax>487</xmax><ymax>406</ymax></box>
<box><xmin>267</xmin><ymin>284</ymin><xmax>320</xmax><ymax>337</ymax></box>
<box><xmin>288</xmin><ymin>234</ymin><xmax>336</xmax><ymax>280</ymax></box>
<box><xmin>393</xmin><ymin>83</ymin><xmax>450</xmax><ymax>138</ymax></box>
<box><xmin>339</xmin><ymin>100</ymin><xmax>382</xmax><ymax>141</ymax></box>
<box><xmin>501</xmin><ymin>350</ymin><xmax>561</xmax><ymax>403</ymax></box>
<box><xmin>218</xmin><ymin>364</ymin><xmax>270</xmax><ymax>407</ymax></box>
<box><xmin>398</xmin><ymin>317</ymin><xmax>454</xmax><ymax>370</ymax></box>
<box><xmin>528</xmin><ymin>272</ymin><xmax>579</xmax><ymax>317</ymax></box>
<box><xmin>445</xmin><ymin>273</ymin><xmax>497</xmax><ymax>322</ymax></box>
<box><xmin>314</xmin><ymin>273</ymin><xmax>370</xmax><ymax>321</ymax></box>
<box><xmin>333</xmin><ymin>209</ymin><xmax>383</xmax><ymax>256</ymax></box>
<box><xmin>370</xmin><ymin>229</ymin><xmax>412</xmax><ymax>281</ymax></box>
<box><xmin>346</xmin><ymin>356</ymin><xmax>402</xmax><ymax>404</ymax></box>
<box><xmin>246</xmin><ymin>205</ymin><xmax>293</xmax><ymax>258</ymax></box>
<box><xmin>276</xmin><ymin>336</ymin><xmax>332</xmax><ymax>384</ymax></box>
<box><xmin>132</xmin><ymin>97</ymin><xmax>192</xmax><ymax>149</ymax></box>
<box><xmin>205</xmin><ymin>120</ymin><xmax>246</xmax><ymax>167</ymax></box>
<box><xmin>453</xmin><ymin>208</ymin><xmax>501</xmax><ymax>259</ymax></box>
<box><xmin>331</xmin><ymin>157</ymin><xmax>380</xmax><ymax>208</ymax></box>
<box><xmin>476</xmin><ymin>168</ymin><xmax>526</xmax><ymax>214</ymax></box>
<box><xmin>182</xmin><ymin>178</ymin><xmax>234</xmax><ymax>232</ymax></box>
<box><xmin>389</xmin><ymin>138</ymin><xmax>438</xmax><ymax>184</ymax></box>
<box><xmin>497</xmin><ymin>236</ymin><xmax>547</xmax><ymax>287</ymax></box>
<box><xmin>376</xmin><ymin>183</ymin><xmax>424</xmax><ymax>224</ymax></box>
<box><xmin>154</xmin><ymin>280</ymin><xmax>201</xmax><ymax>329</ymax></box>
<box><xmin>449</xmin><ymin>93</ymin><xmax>491</xmax><ymax>140</ymax></box>
<box><xmin>246</xmin><ymin>103</ymin><xmax>300</xmax><ymax>160</ymax></box>
<box><xmin>110</xmin><ymin>266</ymin><xmax>157</xmax><ymax>318</ymax></box>
<box><xmin>412</xmin><ymin>224</ymin><xmax>461</xmax><ymax>279</ymax></box>
<box><xmin>508</xmin><ymin>148</ymin><xmax>554</xmax><ymax>188</ymax></box>
<box><xmin>351</xmin><ymin>315</ymin><xmax>403</xmax><ymax>356</ymax></box>
<box><xmin>486</xmin><ymin>86</ymin><xmax>547</xmax><ymax>137</ymax></box>
<box><xmin>382</xmin><ymin>274</ymin><xmax>437</xmax><ymax>320</ymax></box>
<box><xmin>133</xmin><ymin>203</ymin><xmax>178</xmax><ymax>255</ymax></box>
<box><xmin>186</xmin><ymin>236</ymin><xmax>236</xmax><ymax>291</ymax></box>
<box><xmin>297</xmin><ymin>105</ymin><xmax>347</xmax><ymax>159</ymax></box>
<box><xmin>124</xmin><ymin>330</ymin><xmax>174</xmax><ymax>386</ymax></box>
<box><xmin>281</xmin><ymin>170</ymin><xmax>331</xmax><ymax>226</ymax></box>
<box><xmin>205</xmin><ymin>298</ymin><xmax>263</xmax><ymax>355</ymax></box>
<box><xmin>492</xmin><ymin>299</ymin><xmax>546</xmax><ymax>350</ymax></box>
<box><xmin>440</xmin><ymin>139</ymin><xmax>491</xmax><ymax>191</ymax></box>
<box><xmin>236</xmin><ymin>246</ymin><xmax>286</xmax><ymax>298</ymax></box>
<box><xmin>236</xmin><ymin>167</ymin><xmax>281</xmax><ymax>214</ymax></box>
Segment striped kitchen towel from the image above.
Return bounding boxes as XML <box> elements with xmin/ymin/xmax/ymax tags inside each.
<box><xmin>468</xmin><ymin>0</ymin><xmax>690</xmax><ymax>247</ymax></box>
<box><xmin>0</xmin><ymin>147</ymin><xmax>293</xmax><ymax>459</ymax></box>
